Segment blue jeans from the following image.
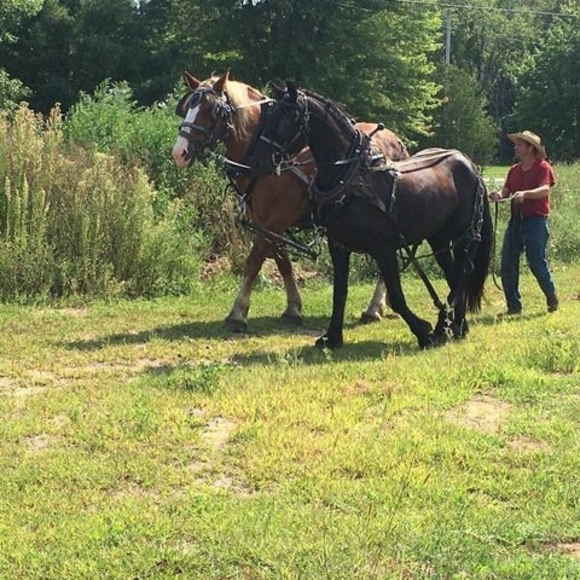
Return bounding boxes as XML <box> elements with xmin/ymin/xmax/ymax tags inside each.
<box><xmin>500</xmin><ymin>216</ymin><xmax>556</xmax><ymax>312</ymax></box>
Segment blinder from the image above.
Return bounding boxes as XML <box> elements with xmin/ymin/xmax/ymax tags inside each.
<box><xmin>258</xmin><ymin>91</ymin><xmax>310</xmax><ymax>171</ymax></box>
<box><xmin>176</xmin><ymin>86</ymin><xmax>234</xmax><ymax>162</ymax></box>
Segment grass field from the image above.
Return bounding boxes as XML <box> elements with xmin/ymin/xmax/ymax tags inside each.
<box><xmin>1</xmin><ymin>262</ymin><xmax>579</xmax><ymax>579</ymax></box>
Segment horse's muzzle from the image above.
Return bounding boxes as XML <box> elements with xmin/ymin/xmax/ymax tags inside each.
<box><xmin>172</xmin><ymin>138</ymin><xmax>194</xmax><ymax>169</ymax></box>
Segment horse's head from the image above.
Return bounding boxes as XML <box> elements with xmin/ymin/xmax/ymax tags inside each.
<box><xmin>259</xmin><ymin>82</ymin><xmax>310</xmax><ymax>162</ymax></box>
<box><xmin>172</xmin><ymin>71</ymin><xmax>235</xmax><ymax>169</ymax></box>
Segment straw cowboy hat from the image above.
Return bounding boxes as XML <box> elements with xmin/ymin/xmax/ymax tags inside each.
<box><xmin>507</xmin><ymin>130</ymin><xmax>546</xmax><ymax>159</ymax></box>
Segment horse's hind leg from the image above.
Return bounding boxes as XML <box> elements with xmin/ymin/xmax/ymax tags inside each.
<box><xmin>273</xmin><ymin>249</ymin><xmax>303</xmax><ymax>325</ymax></box>
<box><xmin>225</xmin><ymin>239</ymin><xmax>269</xmax><ymax>332</ymax></box>
<box><xmin>449</xmin><ymin>242</ymin><xmax>477</xmax><ymax>338</ymax></box>
<box><xmin>360</xmin><ymin>275</ymin><xmax>392</xmax><ymax>324</ymax></box>
<box><xmin>429</xmin><ymin>238</ymin><xmax>468</xmax><ymax>340</ymax></box>
<box><xmin>375</xmin><ymin>249</ymin><xmax>434</xmax><ymax>349</ymax></box>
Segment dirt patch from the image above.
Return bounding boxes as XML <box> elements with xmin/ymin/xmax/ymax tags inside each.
<box><xmin>557</xmin><ymin>543</ymin><xmax>580</xmax><ymax>559</ymax></box>
<box><xmin>507</xmin><ymin>435</ymin><xmax>546</xmax><ymax>453</ymax></box>
<box><xmin>0</xmin><ymin>377</ymin><xmax>20</xmax><ymax>390</ymax></box>
<box><xmin>538</xmin><ymin>542</ymin><xmax>580</xmax><ymax>560</ymax></box>
<box><xmin>23</xmin><ymin>434</ymin><xmax>57</xmax><ymax>450</ymax></box>
<box><xmin>201</xmin><ymin>416</ymin><xmax>237</xmax><ymax>449</ymax></box>
<box><xmin>58</xmin><ymin>308</ymin><xmax>89</xmax><ymax>317</ymax></box>
<box><xmin>444</xmin><ymin>394</ymin><xmax>511</xmax><ymax>434</ymax></box>
<box><xmin>444</xmin><ymin>396</ymin><xmax>551</xmax><ymax>453</ymax></box>
<box><xmin>200</xmin><ymin>255</ymin><xmax>231</xmax><ymax>279</ymax></box>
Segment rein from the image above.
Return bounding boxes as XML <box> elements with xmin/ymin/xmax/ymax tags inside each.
<box><xmin>291</xmin><ymin>90</ymin><xmax>490</xmax><ymax>318</ymax></box>
<box><xmin>179</xmin><ymin>86</ymin><xmax>325</xmax><ymax>260</ymax></box>
<box><xmin>490</xmin><ymin>197</ymin><xmax>512</xmax><ymax>291</ymax></box>
<box><xmin>223</xmin><ymin>179</ymin><xmax>324</xmax><ymax>261</ymax></box>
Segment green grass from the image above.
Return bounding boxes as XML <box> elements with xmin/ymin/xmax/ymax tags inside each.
<box><xmin>1</xmin><ymin>264</ymin><xmax>579</xmax><ymax>579</ymax></box>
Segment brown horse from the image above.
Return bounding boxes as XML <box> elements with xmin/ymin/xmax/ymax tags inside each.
<box><xmin>172</xmin><ymin>71</ymin><xmax>409</xmax><ymax>331</ymax></box>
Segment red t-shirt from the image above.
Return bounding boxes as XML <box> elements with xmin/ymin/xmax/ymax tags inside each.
<box><xmin>505</xmin><ymin>158</ymin><xmax>556</xmax><ymax>218</ymax></box>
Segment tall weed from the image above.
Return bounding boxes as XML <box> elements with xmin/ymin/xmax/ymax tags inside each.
<box><xmin>64</xmin><ymin>81</ymin><xmax>246</xmax><ymax>262</ymax></box>
<box><xmin>0</xmin><ymin>105</ymin><xmax>201</xmax><ymax>300</ymax></box>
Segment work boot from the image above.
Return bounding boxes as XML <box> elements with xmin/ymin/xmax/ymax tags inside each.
<box><xmin>498</xmin><ymin>308</ymin><xmax>522</xmax><ymax>319</ymax></box>
<box><xmin>547</xmin><ymin>293</ymin><xmax>559</xmax><ymax>312</ymax></box>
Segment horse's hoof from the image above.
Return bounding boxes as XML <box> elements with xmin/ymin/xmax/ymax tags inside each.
<box><xmin>225</xmin><ymin>316</ymin><xmax>248</xmax><ymax>333</ymax></box>
<box><xmin>281</xmin><ymin>312</ymin><xmax>303</xmax><ymax>326</ymax></box>
<box><xmin>360</xmin><ymin>311</ymin><xmax>382</xmax><ymax>324</ymax></box>
<box><xmin>432</xmin><ymin>332</ymin><xmax>449</xmax><ymax>347</ymax></box>
<box><xmin>315</xmin><ymin>335</ymin><xmax>343</xmax><ymax>349</ymax></box>
<box><xmin>454</xmin><ymin>321</ymin><xmax>469</xmax><ymax>339</ymax></box>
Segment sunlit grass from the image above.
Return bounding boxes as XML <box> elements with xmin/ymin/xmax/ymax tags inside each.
<box><xmin>0</xmin><ymin>266</ymin><xmax>579</xmax><ymax>579</ymax></box>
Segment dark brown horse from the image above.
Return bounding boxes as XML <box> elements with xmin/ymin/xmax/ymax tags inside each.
<box><xmin>171</xmin><ymin>71</ymin><xmax>409</xmax><ymax>331</ymax></box>
<box><xmin>255</xmin><ymin>83</ymin><xmax>493</xmax><ymax>349</ymax></box>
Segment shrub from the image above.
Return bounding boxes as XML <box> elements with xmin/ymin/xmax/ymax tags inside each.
<box><xmin>63</xmin><ymin>80</ymin><xmax>249</xmax><ymax>266</ymax></box>
<box><xmin>0</xmin><ymin>104</ymin><xmax>202</xmax><ymax>301</ymax></box>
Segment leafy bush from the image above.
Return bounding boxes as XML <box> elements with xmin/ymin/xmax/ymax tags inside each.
<box><xmin>64</xmin><ymin>80</ymin><xmax>247</xmax><ymax>262</ymax></box>
<box><xmin>0</xmin><ymin>104</ymin><xmax>202</xmax><ymax>301</ymax></box>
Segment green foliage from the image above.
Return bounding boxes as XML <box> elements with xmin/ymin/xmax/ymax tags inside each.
<box><xmin>0</xmin><ymin>0</ymin><xmax>43</xmax><ymax>43</ymax></box>
<box><xmin>511</xmin><ymin>6</ymin><xmax>580</xmax><ymax>161</ymax></box>
<box><xmin>63</xmin><ymin>80</ymin><xmax>246</xmax><ymax>259</ymax></box>
<box><xmin>323</xmin><ymin>2</ymin><xmax>442</xmax><ymax>140</ymax></box>
<box><xmin>64</xmin><ymin>81</ymin><xmax>182</xmax><ymax>199</ymax></box>
<box><xmin>0</xmin><ymin>69</ymin><xmax>30</xmax><ymax>115</ymax></box>
<box><xmin>0</xmin><ymin>105</ymin><xmax>202</xmax><ymax>301</ymax></box>
<box><xmin>0</xmin><ymin>0</ymin><xmax>144</xmax><ymax>113</ymax></box>
<box><xmin>197</xmin><ymin>0</ymin><xmax>442</xmax><ymax>140</ymax></box>
<box><xmin>420</xmin><ymin>65</ymin><xmax>498</xmax><ymax>164</ymax></box>
<box><xmin>0</xmin><ymin>0</ymin><xmax>41</xmax><ymax>113</ymax></box>
<box><xmin>2</xmin><ymin>0</ymin><xmax>580</xmax><ymax>159</ymax></box>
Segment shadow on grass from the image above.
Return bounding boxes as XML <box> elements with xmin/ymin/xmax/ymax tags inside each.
<box><xmin>62</xmin><ymin>315</ymin><xmax>335</xmax><ymax>351</ymax></box>
<box><xmin>230</xmin><ymin>338</ymin><xmax>418</xmax><ymax>367</ymax></box>
<box><xmin>138</xmin><ymin>338</ymin><xmax>418</xmax><ymax>392</ymax></box>
<box><xmin>474</xmin><ymin>310</ymin><xmax>551</xmax><ymax>327</ymax></box>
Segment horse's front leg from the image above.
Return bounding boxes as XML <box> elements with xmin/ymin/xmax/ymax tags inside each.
<box><xmin>272</xmin><ymin>249</ymin><xmax>303</xmax><ymax>325</ymax></box>
<box><xmin>225</xmin><ymin>239</ymin><xmax>269</xmax><ymax>332</ymax></box>
<box><xmin>316</xmin><ymin>240</ymin><xmax>350</xmax><ymax>349</ymax></box>
<box><xmin>375</xmin><ymin>249</ymin><xmax>434</xmax><ymax>349</ymax></box>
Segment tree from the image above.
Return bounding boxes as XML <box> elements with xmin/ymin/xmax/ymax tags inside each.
<box><xmin>511</xmin><ymin>5</ymin><xmax>580</xmax><ymax>161</ymax></box>
<box><xmin>440</xmin><ymin>0</ymin><xmax>577</xmax><ymax>159</ymax></box>
<box><xmin>1</xmin><ymin>0</ymin><xmax>144</xmax><ymax>113</ymax></box>
<box><xmin>419</xmin><ymin>65</ymin><xmax>497</xmax><ymax>164</ymax></box>
<box><xmin>199</xmin><ymin>0</ymin><xmax>441</xmax><ymax>140</ymax></box>
<box><xmin>0</xmin><ymin>0</ymin><xmax>43</xmax><ymax>111</ymax></box>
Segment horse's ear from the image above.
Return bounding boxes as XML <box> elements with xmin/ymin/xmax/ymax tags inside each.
<box><xmin>267</xmin><ymin>80</ymin><xmax>286</xmax><ymax>101</ymax></box>
<box><xmin>183</xmin><ymin>72</ymin><xmax>201</xmax><ymax>91</ymax></box>
<box><xmin>213</xmin><ymin>71</ymin><xmax>230</xmax><ymax>95</ymax></box>
<box><xmin>286</xmin><ymin>81</ymin><xmax>298</xmax><ymax>103</ymax></box>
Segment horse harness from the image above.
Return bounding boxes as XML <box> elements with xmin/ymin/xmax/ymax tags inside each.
<box><xmin>178</xmin><ymin>85</ymin><xmax>325</xmax><ymax>260</ymax></box>
<box><xmin>309</xmin><ymin>133</ymin><xmax>487</xmax><ymax>317</ymax></box>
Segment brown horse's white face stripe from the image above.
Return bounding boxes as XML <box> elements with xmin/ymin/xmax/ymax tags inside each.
<box><xmin>172</xmin><ymin>100</ymin><xmax>201</xmax><ymax>169</ymax></box>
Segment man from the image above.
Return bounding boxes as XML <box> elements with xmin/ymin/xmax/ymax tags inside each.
<box><xmin>489</xmin><ymin>130</ymin><xmax>558</xmax><ymax>315</ymax></box>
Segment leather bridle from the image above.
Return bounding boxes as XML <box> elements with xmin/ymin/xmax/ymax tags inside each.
<box><xmin>176</xmin><ymin>87</ymin><xmax>234</xmax><ymax>163</ymax></box>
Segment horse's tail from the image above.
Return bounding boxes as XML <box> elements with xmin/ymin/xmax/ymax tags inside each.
<box><xmin>467</xmin><ymin>179</ymin><xmax>493</xmax><ymax>313</ymax></box>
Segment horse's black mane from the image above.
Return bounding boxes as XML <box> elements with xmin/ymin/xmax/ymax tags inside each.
<box><xmin>300</xmin><ymin>88</ymin><xmax>357</xmax><ymax>134</ymax></box>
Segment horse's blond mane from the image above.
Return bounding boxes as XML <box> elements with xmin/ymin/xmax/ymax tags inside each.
<box><xmin>201</xmin><ymin>76</ymin><xmax>264</xmax><ymax>140</ymax></box>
